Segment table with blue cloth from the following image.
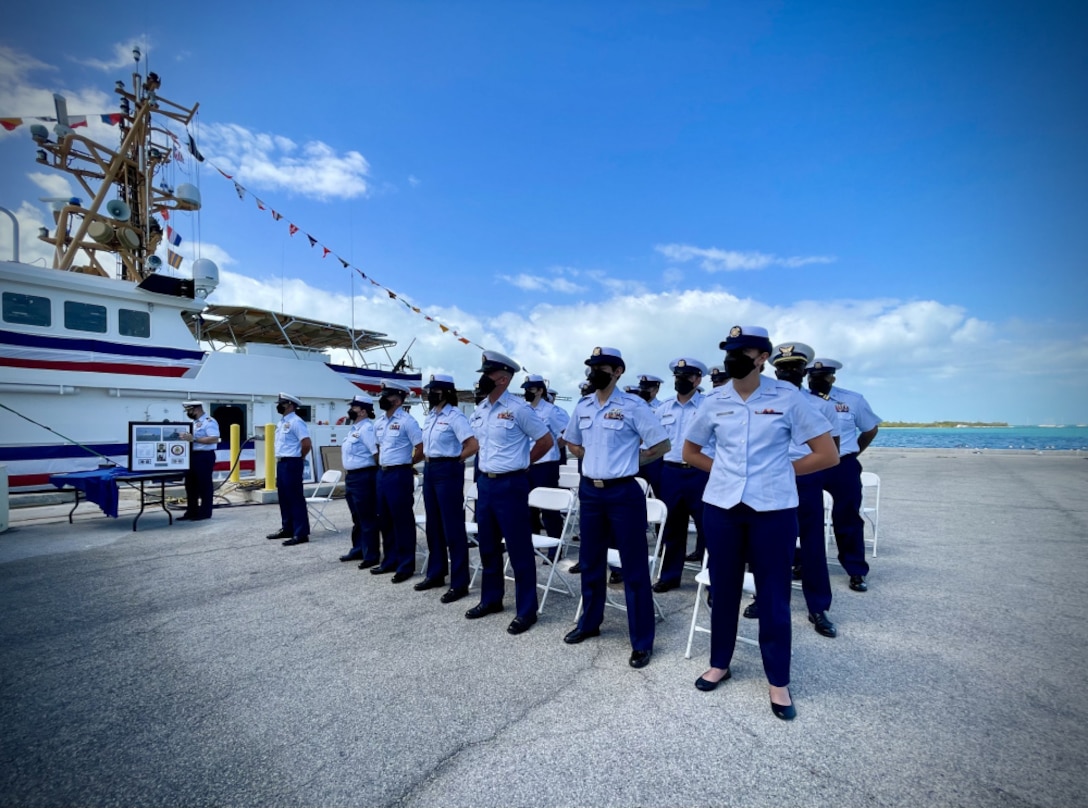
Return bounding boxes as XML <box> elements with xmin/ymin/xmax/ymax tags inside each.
<box><xmin>50</xmin><ymin>467</ymin><xmax>186</xmax><ymax>531</ymax></box>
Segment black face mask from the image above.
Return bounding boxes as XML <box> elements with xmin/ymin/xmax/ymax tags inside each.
<box><xmin>427</xmin><ymin>391</ymin><xmax>443</xmax><ymax>408</ymax></box>
<box><xmin>523</xmin><ymin>389</ymin><xmax>539</xmax><ymax>403</ymax></box>
<box><xmin>724</xmin><ymin>351</ymin><xmax>757</xmax><ymax>380</ymax></box>
<box><xmin>276</xmin><ymin>403</ymin><xmax>287</xmax><ymax>415</ymax></box>
<box><xmin>378</xmin><ymin>395</ymin><xmax>395</xmax><ymax>412</ymax></box>
<box><xmin>346</xmin><ymin>409</ymin><xmax>357</xmax><ymax>422</ymax></box>
<box><xmin>775</xmin><ymin>367</ymin><xmax>805</xmax><ymax>389</ymax></box>
<box><xmin>588</xmin><ymin>368</ymin><xmax>613</xmax><ymax>391</ymax></box>
<box><xmin>809</xmin><ymin>375</ymin><xmax>833</xmax><ymax>396</ymax></box>
<box><xmin>635</xmin><ymin>388</ymin><xmax>652</xmax><ymax>403</ymax></box>
<box><xmin>674</xmin><ymin>377</ymin><xmax>696</xmax><ymax>396</ymax></box>
<box><xmin>477</xmin><ymin>374</ymin><xmax>497</xmax><ymax>396</ymax></box>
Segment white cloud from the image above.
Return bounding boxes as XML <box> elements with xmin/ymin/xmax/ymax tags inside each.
<box><xmin>198</xmin><ymin>123</ymin><xmax>370</xmax><ymax>200</ymax></box>
<box><xmin>408</xmin><ymin>175</ymin><xmax>420</xmax><ymax>187</ymax></box>
<box><xmin>72</xmin><ymin>38</ymin><xmax>152</xmax><ymax>71</ymax></box>
<box><xmin>656</xmin><ymin>243</ymin><xmax>836</xmax><ymax>272</ymax></box>
<box><xmin>498</xmin><ymin>272</ymin><xmax>587</xmax><ymax>294</ymax></box>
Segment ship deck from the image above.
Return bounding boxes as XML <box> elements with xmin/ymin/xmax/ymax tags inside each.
<box><xmin>1</xmin><ymin>448</ymin><xmax>1086</xmax><ymax>806</ymax></box>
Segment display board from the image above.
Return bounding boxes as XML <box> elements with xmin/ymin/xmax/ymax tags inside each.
<box><xmin>128</xmin><ymin>421</ymin><xmax>192</xmax><ymax>472</ymax></box>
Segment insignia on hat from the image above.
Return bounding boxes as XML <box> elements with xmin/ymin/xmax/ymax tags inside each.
<box><xmin>729</xmin><ymin>326</ymin><xmax>742</xmax><ymax>338</ymax></box>
<box><xmin>781</xmin><ymin>345</ymin><xmax>794</xmax><ymax>357</ymax></box>
<box><xmin>592</xmin><ymin>347</ymin><xmax>602</xmax><ymax>356</ymax></box>
<box><xmin>677</xmin><ymin>359</ymin><xmax>687</xmax><ymax>367</ymax></box>
<box><xmin>429</xmin><ymin>374</ymin><xmax>435</xmax><ymax>381</ymax></box>
<box><xmin>813</xmin><ymin>361</ymin><xmax>824</xmax><ymax>369</ymax></box>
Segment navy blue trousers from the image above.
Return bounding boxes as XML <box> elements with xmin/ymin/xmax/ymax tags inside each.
<box><xmin>796</xmin><ymin>470</ymin><xmax>833</xmax><ymax>613</ymax></box>
<box><xmin>345</xmin><ymin>467</ymin><xmax>379</xmax><ymax>562</ymax></box>
<box><xmin>576</xmin><ymin>479</ymin><xmax>655</xmax><ymax>653</ymax></box>
<box><xmin>276</xmin><ymin>457</ymin><xmax>310</xmax><ymax>538</ymax></box>
<box><xmin>377</xmin><ymin>466</ymin><xmax>416</xmax><ymax>575</ymax></box>
<box><xmin>423</xmin><ymin>460</ymin><xmax>470</xmax><ymax>588</ymax></box>
<box><xmin>184</xmin><ymin>450</ymin><xmax>216</xmax><ymax>519</ymax></box>
<box><xmin>657</xmin><ymin>464</ymin><xmax>709</xmax><ymax>585</ymax></box>
<box><xmin>476</xmin><ymin>471</ymin><xmax>538</xmax><ymax>621</ymax></box>
<box><xmin>704</xmin><ymin>502</ymin><xmax>797</xmax><ymax>686</ymax></box>
<box><xmin>822</xmin><ymin>453</ymin><xmax>869</xmax><ymax>576</ymax></box>
<box><xmin>528</xmin><ymin>460</ymin><xmax>563</xmax><ymax>538</ymax></box>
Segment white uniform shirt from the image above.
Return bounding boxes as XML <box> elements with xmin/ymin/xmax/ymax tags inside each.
<box><xmin>564</xmin><ymin>389</ymin><xmax>668</xmax><ymax>480</ymax></box>
<box><xmin>423</xmin><ymin>405</ymin><xmax>474</xmax><ymax>458</ymax></box>
<box><xmin>529</xmin><ymin>398</ymin><xmax>570</xmax><ymax>464</ymax></box>
<box><xmin>470</xmin><ymin>392</ymin><xmax>549</xmax><ymax>474</ymax></box>
<box><xmin>376</xmin><ymin>407</ymin><xmax>423</xmax><ymax>466</ymax></box>
<box><xmin>788</xmin><ymin>390</ymin><xmax>840</xmax><ymax>462</ymax></box>
<box><xmin>274</xmin><ymin>412</ymin><xmax>309</xmax><ymax>458</ymax></box>
<box><xmin>191</xmin><ymin>413</ymin><xmax>220</xmax><ymax>452</ymax></box>
<box><xmin>341</xmin><ymin>418</ymin><xmax>378</xmax><ymax>470</ymax></box>
<box><xmin>827</xmin><ymin>385</ymin><xmax>882</xmax><ymax>455</ymax></box>
<box><xmin>657</xmin><ymin>393</ymin><xmax>713</xmax><ymax>462</ymax></box>
<box><xmin>685</xmin><ymin>376</ymin><xmax>829</xmax><ymax>511</ymax></box>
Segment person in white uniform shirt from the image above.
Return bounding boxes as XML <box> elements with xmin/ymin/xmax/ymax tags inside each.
<box><xmin>265</xmin><ymin>393</ymin><xmax>312</xmax><ymax>546</ymax></box>
<box><xmin>178</xmin><ymin>400</ymin><xmax>220</xmax><ymax>521</ymax></box>
<box><xmin>682</xmin><ymin>326</ymin><xmax>838</xmax><ymax>720</ymax></box>
<box><xmin>339</xmin><ymin>394</ymin><xmax>380</xmax><ymax>566</ymax></box>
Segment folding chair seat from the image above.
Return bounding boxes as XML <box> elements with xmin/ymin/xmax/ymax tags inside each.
<box><xmin>305</xmin><ymin>470</ymin><xmax>342</xmax><ymax>532</ymax></box>
<box><xmin>524</xmin><ymin>486</ymin><xmax>579</xmax><ymax>612</ymax></box>
<box><xmin>860</xmin><ymin>471</ymin><xmax>881</xmax><ymax>556</ymax></box>
<box><xmin>412</xmin><ymin>474</ymin><xmax>429</xmax><ymax>568</ymax></box>
<box><xmin>684</xmin><ymin>553</ymin><xmax>758</xmax><ymax>659</ymax></box>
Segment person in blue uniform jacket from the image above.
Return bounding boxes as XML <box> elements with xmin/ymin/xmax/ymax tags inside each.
<box><xmin>467</xmin><ymin>351</ymin><xmax>554</xmax><ymax>635</ymax></box>
<box><xmin>633</xmin><ymin>373</ymin><xmax>665</xmax><ymax>498</ymax></box>
<box><xmin>682</xmin><ymin>326</ymin><xmax>839</xmax><ymax>720</ymax></box>
<box><xmin>522</xmin><ymin>373</ymin><xmax>570</xmax><ymax>542</ymax></box>
<box><xmin>418</xmin><ymin>374</ymin><xmax>479</xmax><ymax>603</ymax></box>
<box><xmin>178</xmin><ymin>400</ymin><xmax>220</xmax><ymax>521</ymax></box>
<box><xmin>561</xmin><ymin>347</ymin><xmax>670</xmax><ymax>669</ymax></box>
<box><xmin>338</xmin><ymin>394</ymin><xmax>380</xmax><ymax>565</ymax></box>
<box><xmin>371</xmin><ymin>380</ymin><xmax>424</xmax><ymax>583</ymax></box>
<box><xmin>771</xmin><ymin>342</ymin><xmax>841</xmax><ymax>638</ymax></box>
<box><xmin>807</xmin><ymin>358</ymin><xmax>882</xmax><ymax>592</ymax></box>
<box><xmin>652</xmin><ymin>358</ymin><xmax>712</xmax><ymax>593</ymax></box>
<box><xmin>265</xmin><ymin>392</ymin><xmax>313</xmax><ymax>545</ymax></box>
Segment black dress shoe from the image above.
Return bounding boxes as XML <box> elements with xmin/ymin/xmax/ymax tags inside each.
<box><xmin>440</xmin><ymin>587</ymin><xmax>469</xmax><ymax>604</ymax></box>
<box><xmin>414</xmin><ymin>576</ymin><xmax>445</xmax><ymax>591</ymax></box>
<box><xmin>340</xmin><ymin>552</ymin><xmax>363</xmax><ymax>562</ymax></box>
<box><xmin>266</xmin><ymin>529</ymin><xmax>291</xmax><ymax>540</ymax></box>
<box><xmin>695</xmin><ymin>668</ymin><xmax>731</xmax><ymax>691</ymax></box>
<box><xmin>629</xmin><ymin>649</ymin><xmax>652</xmax><ymax>669</ymax></box>
<box><xmin>609</xmin><ymin>570</ymin><xmax>624</xmax><ymax>584</ymax></box>
<box><xmin>771</xmin><ymin>690</ymin><xmax>797</xmax><ymax>721</ymax></box>
<box><xmin>569</xmin><ymin>562</ymin><xmax>582</xmax><ymax>574</ymax></box>
<box><xmin>358</xmin><ymin>558</ymin><xmax>380</xmax><ymax>569</ymax></box>
<box><xmin>809</xmin><ymin>611</ymin><xmax>837</xmax><ymax>638</ymax></box>
<box><xmin>391</xmin><ymin>571</ymin><xmax>413</xmax><ymax>584</ymax></box>
<box><xmin>464</xmin><ymin>602</ymin><xmax>503</xmax><ymax>619</ymax></box>
<box><xmin>506</xmin><ymin>615</ymin><xmax>537</xmax><ymax>635</ymax></box>
<box><xmin>282</xmin><ymin>536</ymin><xmax>309</xmax><ymax>546</ymax></box>
<box><xmin>563</xmin><ymin>627</ymin><xmax>600</xmax><ymax>645</ymax></box>
<box><xmin>652</xmin><ymin>579</ymin><xmax>679</xmax><ymax>593</ymax></box>
<box><xmin>370</xmin><ymin>565</ymin><xmax>395</xmax><ymax>575</ymax></box>
<box><xmin>743</xmin><ymin>598</ymin><xmax>759</xmax><ymax>619</ymax></box>
<box><xmin>849</xmin><ymin>575</ymin><xmax>868</xmax><ymax>592</ymax></box>
<box><xmin>685</xmin><ymin>550</ymin><xmax>702</xmax><ymax>563</ymax></box>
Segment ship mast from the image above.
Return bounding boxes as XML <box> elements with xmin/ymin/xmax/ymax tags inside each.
<box><xmin>33</xmin><ymin>48</ymin><xmax>200</xmax><ymax>282</ymax></box>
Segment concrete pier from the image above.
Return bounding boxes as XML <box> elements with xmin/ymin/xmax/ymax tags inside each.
<box><xmin>1</xmin><ymin>448</ymin><xmax>1086</xmax><ymax>806</ymax></box>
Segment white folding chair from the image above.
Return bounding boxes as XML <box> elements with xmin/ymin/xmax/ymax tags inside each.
<box><xmin>634</xmin><ymin>476</ymin><xmax>653</xmax><ymax>498</ymax></box>
<box><xmin>557</xmin><ymin>470</ymin><xmax>581</xmax><ymax>490</ymax></box>
<box><xmin>524</xmin><ymin>487</ymin><xmax>578</xmax><ymax>612</ymax></box>
<box><xmin>465</xmin><ymin>483</ymin><xmax>483</xmax><ymax>588</ymax></box>
<box><xmin>823</xmin><ymin>490</ymin><xmax>835</xmax><ymax>554</ymax></box>
<box><xmin>412</xmin><ymin>474</ymin><xmax>430</xmax><ymax>568</ymax></box>
<box><xmin>860</xmin><ymin>471</ymin><xmax>881</xmax><ymax>556</ymax></box>
<box><xmin>684</xmin><ymin>554</ymin><xmax>758</xmax><ymax>659</ymax></box>
<box><xmin>305</xmin><ymin>469</ymin><xmax>342</xmax><ymax>532</ymax></box>
<box><xmin>577</xmin><ymin>497</ymin><xmax>668</xmax><ymax>622</ymax></box>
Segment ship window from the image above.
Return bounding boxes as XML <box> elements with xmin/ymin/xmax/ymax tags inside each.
<box><xmin>119</xmin><ymin>308</ymin><xmax>151</xmax><ymax>338</ymax></box>
<box><xmin>64</xmin><ymin>300</ymin><xmax>108</xmax><ymax>333</ymax></box>
<box><xmin>2</xmin><ymin>292</ymin><xmax>52</xmax><ymax>326</ymax></box>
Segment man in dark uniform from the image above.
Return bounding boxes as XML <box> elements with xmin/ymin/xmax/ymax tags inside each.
<box><xmin>265</xmin><ymin>392</ymin><xmax>312</xmax><ymax>545</ymax></box>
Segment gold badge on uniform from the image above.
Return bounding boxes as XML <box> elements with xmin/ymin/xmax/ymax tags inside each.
<box><xmin>729</xmin><ymin>326</ymin><xmax>742</xmax><ymax>337</ymax></box>
<box><xmin>781</xmin><ymin>345</ymin><xmax>794</xmax><ymax>357</ymax></box>
<box><xmin>592</xmin><ymin>347</ymin><xmax>602</xmax><ymax>356</ymax></box>
<box><xmin>677</xmin><ymin>359</ymin><xmax>687</xmax><ymax>367</ymax></box>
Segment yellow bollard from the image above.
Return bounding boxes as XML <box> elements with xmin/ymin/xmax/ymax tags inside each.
<box><xmin>229</xmin><ymin>423</ymin><xmax>241</xmax><ymax>483</ymax></box>
<box><xmin>263</xmin><ymin>423</ymin><xmax>277</xmax><ymax>491</ymax></box>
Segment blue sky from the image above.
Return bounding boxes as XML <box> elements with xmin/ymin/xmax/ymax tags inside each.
<box><xmin>1</xmin><ymin>1</ymin><xmax>1086</xmax><ymax>424</ymax></box>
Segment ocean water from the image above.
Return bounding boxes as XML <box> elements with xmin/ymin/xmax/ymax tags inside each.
<box><xmin>874</xmin><ymin>426</ymin><xmax>1088</xmax><ymax>451</ymax></box>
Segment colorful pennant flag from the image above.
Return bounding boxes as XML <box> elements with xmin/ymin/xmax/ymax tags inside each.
<box><xmin>271</xmin><ymin>210</ymin><xmax>282</xmax><ymax>221</ymax></box>
<box><xmin>0</xmin><ymin>118</ymin><xmax>22</xmax><ymax>131</ymax></box>
<box><xmin>187</xmin><ymin>132</ymin><xmax>204</xmax><ymax>162</ymax></box>
<box><xmin>100</xmin><ymin>113</ymin><xmax>123</xmax><ymax>125</ymax></box>
<box><xmin>166</xmin><ymin>226</ymin><xmax>182</xmax><ymax>246</ymax></box>
<box><xmin>233</xmin><ymin>181</ymin><xmax>245</xmax><ymax>200</ymax></box>
<box><xmin>306</xmin><ymin>234</ymin><xmax>317</xmax><ymax>248</ymax></box>
<box><xmin>69</xmin><ymin>116</ymin><xmax>87</xmax><ymax>129</ymax></box>
<box><xmin>322</xmin><ymin>247</ymin><xmax>331</xmax><ymax>258</ymax></box>
<box><xmin>288</xmin><ymin>223</ymin><xmax>299</xmax><ymax>236</ymax></box>
<box><xmin>167</xmin><ymin>250</ymin><xmax>183</xmax><ymax>268</ymax></box>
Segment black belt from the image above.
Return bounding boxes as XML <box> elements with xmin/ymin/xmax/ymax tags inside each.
<box><xmin>426</xmin><ymin>456</ymin><xmax>462</xmax><ymax>464</ymax></box>
<box><xmin>347</xmin><ymin>467</ymin><xmax>377</xmax><ymax>474</ymax></box>
<box><xmin>582</xmin><ymin>475</ymin><xmax>636</xmax><ymax>489</ymax></box>
<box><xmin>482</xmin><ymin>469</ymin><xmax>527</xmax><ymax>479</ymax></box>
<box><xmin>380</xmin><ymin>463</ymin><xmax>413</xmax><ymax>471</ymax></box>
<box><xmin>664</xmin><ymin>461</ymin><xmax>691</xmax><ymax>469</ymax></box>
<box><xmin>276</xmin><ymin>456</ymin><xmax>302</xmax><ymax>461</ymax></box>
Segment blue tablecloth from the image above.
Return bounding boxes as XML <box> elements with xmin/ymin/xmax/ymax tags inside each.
<box><xmin>50</xmin><ymin>468</ymin><xmax>183</xmax><ymax>518</ymax></box>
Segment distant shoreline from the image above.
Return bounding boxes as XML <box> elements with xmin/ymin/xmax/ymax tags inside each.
<box><xmin>881</xmin><ymin>422</ymin><xmax>1010</xmax><ymax>428</ymax></box>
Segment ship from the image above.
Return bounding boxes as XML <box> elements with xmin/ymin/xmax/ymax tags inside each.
<box><xmin>0</xmin><ymin>61</ymin><xmax>421</xmax><ymax>492</ymax></box>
